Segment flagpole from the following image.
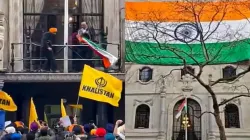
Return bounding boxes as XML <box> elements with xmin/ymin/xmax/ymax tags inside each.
<box><xmin>185</xmin><ymin>96</ymin><xmax>188</xmax><ymax>140</ymax></box>
<box><xmin>74</xmin><ymin>96</ymin><xmax>80</xmax><ymax>116</ymax></box>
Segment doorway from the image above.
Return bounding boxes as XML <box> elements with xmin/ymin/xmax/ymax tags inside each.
<box><xmin>172</xmin><ymin>99</ymin><xmax>202</xmax><ymax>140</ymax></box>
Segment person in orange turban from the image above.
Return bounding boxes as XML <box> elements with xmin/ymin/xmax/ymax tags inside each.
<box><xmin>41</xmin><ymin>27</ymin><xmax>58</xmax><ymax>72</ymax></box>
<box><xmin>90</xmin><ymin>129</ymin><xmax>96</xmax><ymax>135</ymax></box>
<box><xmin>49</xmin><ymin>28</ymin><xmax>57</xmax><ymax>34</ymax></box>
<box><xmin>14</xmin><ymin>121</ymin><xmax>24</xmax><ymax>128</ymax></box>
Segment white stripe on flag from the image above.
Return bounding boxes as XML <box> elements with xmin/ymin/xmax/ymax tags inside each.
<box><xmin>175</xmin><ymin>110</ymin><xmax>182</xmax><ymax>119</ymax></box>
<box><xmin>175</xmin><ymin>98</ymin><xmax>186</xmax><ymax>119</ymax></box>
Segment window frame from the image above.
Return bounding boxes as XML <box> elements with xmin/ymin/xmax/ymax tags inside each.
<box><xmin>222</xmin><ymin>65</ymin><xmax>237</xmax><ymax>80</ymax></box>
<box><xmin>138</xmin><ymin>67</ymin><xmax>154</xmax><ymax>84</ymax></box>
<box><xmin>224</xmin><ymin>103</ymin><xmax>240</xmax><ymax>128</ymax></box>
<box><xmin>134</xmin><ymin>104</ymin><xmax>151</xmax><ymax>129</ymax></box>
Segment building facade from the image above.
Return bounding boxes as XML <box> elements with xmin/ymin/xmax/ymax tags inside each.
<box><xmin>125</xmin><ymin>63</ymin><xmax>250</xmax><ymax>140</ymax></box>
<box><xmin>0</xmin><ymin>0</ymin><xmax>125</xmax><ymax>127</ymax></box>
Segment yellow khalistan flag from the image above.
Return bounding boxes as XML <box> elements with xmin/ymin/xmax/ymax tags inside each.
<box><xmin>61</xmin><ymin>99</ymin><xmax>67</xmax><ymax>117</ymax></box>
<box><xmin>78</xmin><ymin>65</ymin><xmax>122</xmax><ymax>107</ymax></box>
<box><xmin>29</xmin><ymin>97</ymin><xmax>39</xmax><ymax>129</ymax></box>
<box><xmin>0</xmin><ymin>91</ymin><xmax>17</xmax><ymax>111</ymax></box>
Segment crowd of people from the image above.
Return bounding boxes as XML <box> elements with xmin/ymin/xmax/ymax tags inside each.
<box><xmin>0</xmin><ymin>118</ymin><xmax>125</xmax><ymax>140</ymax></box>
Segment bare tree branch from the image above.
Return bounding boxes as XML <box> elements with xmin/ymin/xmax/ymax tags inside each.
<box><xmin>219</xmin><ymin>95</ymin><xmax>250</xmax><ymax>106</ymax></box>
<box><xmin>193</xmin><ymin>111</ymin><xmax>215</xmax><ymax>118</ymax></box>
<box><xmin>211</xmin><ymin>66</ymin><xmax>250</xmax><ymax>86</ymax></box>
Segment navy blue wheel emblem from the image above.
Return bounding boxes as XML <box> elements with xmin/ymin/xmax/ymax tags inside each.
<box><xmin>174</xmin><ymin>23</ymin><xmax>200</xmax><ymax>43</ymax></box>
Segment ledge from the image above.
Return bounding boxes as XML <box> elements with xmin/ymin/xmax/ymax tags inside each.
<box><xmin>0</xmin><ymin>73</ymin><xmax>125</xmax><ymax>82</ymax></box>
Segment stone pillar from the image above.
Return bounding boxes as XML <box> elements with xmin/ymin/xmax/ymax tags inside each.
<box><xmin>158</xmin><ymin>92</ymin><xmax>166</xmax><ymax>140</ymax></box>
<box><xmin>0</xmin><ymin>12</ymin><xmax>4</xmax><ymax>70</ymax></box>
<box><xmin>9</xmin><ymin>0</ymin><xmax>23</xmax><ymax>72</ymax></box>
<box><xmin>0</xmin><ymin>0</ymin><xmax>9</xmax><ymax>71</ymax></box>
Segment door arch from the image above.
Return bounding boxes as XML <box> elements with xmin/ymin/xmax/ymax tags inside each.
<box><xmin>172</xmin><ymin>98</ymin><xmax>202</xmax><ymax>140</ymax></box>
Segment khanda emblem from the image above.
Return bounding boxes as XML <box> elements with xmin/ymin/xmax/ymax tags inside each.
<box><xmin>174</xmin><ymin>23</ymin><xmax>200</xmax><ymax>43</ymax></box>
<box><xmin>95</xmin><ymin>77</ymin><xmax>107</xmax><ymax>88</ymax></box>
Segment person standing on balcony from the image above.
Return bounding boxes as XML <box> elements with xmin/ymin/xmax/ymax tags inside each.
<box><xmin>41</xmin><ymin>27</ymin><xmax>59</xmax><ymax>73</ymax></box>
<box><xmin>77</xmin><ymin>22</ymin><xmax>96</xmax><ymax>70</ymax></box>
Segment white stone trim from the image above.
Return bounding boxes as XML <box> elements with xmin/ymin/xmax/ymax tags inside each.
<box><xmin>166</xmin><ymin>94</ymin><xmax>207</xmax><ymax>140</ymax></box>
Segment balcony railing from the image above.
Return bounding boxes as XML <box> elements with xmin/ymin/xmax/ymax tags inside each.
<box><xmin>10</xmin><ymin>42</ymin><xmax>121</xmax><ymax>73</ymax></box>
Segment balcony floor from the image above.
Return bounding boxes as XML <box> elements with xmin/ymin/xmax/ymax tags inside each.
<box><xmin>0</xmin><ymin>72</ymin><xmax>125</xmax><ymax>82</ymax></box>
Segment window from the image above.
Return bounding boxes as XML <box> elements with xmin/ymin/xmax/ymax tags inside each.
<box><xmin>135</xmin><ymin>104</ymin><xmax>150</xmax><ymax>129</ymax></box>
<box><xmin>225</xmin><ymin>104</ymin><xmax>240</xmax><ymax>128</ymax></box>
<box><xmin>223</xmin><ymin>66</ymin><xmax>236</xmax><ymax>79</ymax></box>
<box><xmin>139</xmin><ymin>67</ymin><xmax>153</xmax><ymax>82</ymax></box>
<box><xmin>181</xmin><ymin>66</ymin><xmax>195</xmax><ymax>78</ymax></box>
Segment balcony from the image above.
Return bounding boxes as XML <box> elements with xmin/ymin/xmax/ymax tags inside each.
<box><xmin>0</xmin><ymin>42</ymin><xmax>124</xmax><ymax>82</ymax></box>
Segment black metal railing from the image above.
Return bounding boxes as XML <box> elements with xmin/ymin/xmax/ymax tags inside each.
<box><xmin>10</xmin><ymin>42</ymin><xmax>121</xmax><ymax>73</ymax></box>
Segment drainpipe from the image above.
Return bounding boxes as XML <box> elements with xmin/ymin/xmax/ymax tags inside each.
<box><xmin>119</xmin><ymin>4</ymin><xmax>125</xmax><ymax>73</ymax></box>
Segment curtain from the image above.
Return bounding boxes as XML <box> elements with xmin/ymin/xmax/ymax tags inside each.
<box><xmin>25</xmin><ymin>0</ymin><xmax>44</xmax><ymax>36</ymax></box>
<box><xmin>81</xmin><ymin>0</ymin><xmax>102</xmax><ymax>32</ymax></box>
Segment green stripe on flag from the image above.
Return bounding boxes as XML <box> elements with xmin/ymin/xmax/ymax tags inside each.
<box><xmin>125</xmin><ymin>39</ymin><xmax>250</xmax><ymax>65</ymax></box>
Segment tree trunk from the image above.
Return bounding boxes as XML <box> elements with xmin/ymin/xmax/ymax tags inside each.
<box><xmin>204</xmin><ymin>85</ymin><xmax>227</xmax><ymax>140</ymax></box>
<box><xmin>214</xmin><ymin>111</ymin><xmax>227</xmax><ymax>140</ymax></box>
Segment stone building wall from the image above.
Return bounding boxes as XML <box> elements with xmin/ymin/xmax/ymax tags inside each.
<box><xmin>125</xmin><ymin>63</ymin><xmax>250</xmax><ymax>140</ymax></box>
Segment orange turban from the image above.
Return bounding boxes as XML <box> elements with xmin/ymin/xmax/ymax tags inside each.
<box><xmin>49</xmin><ymin>28</ymin><xmax>57</xmax><ymax>33</ymax></box>
<box><xmin>68</xmin><ymin>124</ymin><xmax>77</xmax><ymax>132</ymax></box>
<box><xmin>90</xmin><ymin>129</ymin><xmax>96</xmax><ymax>135</ymax></box>
<box><xmin>14</xmin><ymin>121</ymin><xmax>24</xmax><ymax>128</ymax></box>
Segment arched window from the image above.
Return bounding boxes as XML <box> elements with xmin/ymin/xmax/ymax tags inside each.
<box><xmin>139</xmin><ymin>67</ymin><xmax>153</xmax><ymax>82</ymax></box>
<box><xmin>223</xmin><ymin>66</ymin><xmax>236</xmax><ymax>79</ymax></box>
<box><xmin>172</xmin><ymin>99</ymin><xmax>201</xmax><ymax>140</ymax></box>
<box><xmin>225</xmin><ymin>104</ymin><xmax>240</xmax><ymax>128</ymax></box>
<box><xmin>134</xmin><ymin>104</ymin><xmax>150</xmax><ymax>129</ymax></box>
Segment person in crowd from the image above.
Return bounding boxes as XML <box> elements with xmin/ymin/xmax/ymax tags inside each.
<box><xmin>104</xmin><ymin>133</ymin><xmax>115</xmax><ymax>140</ymax></box>
<box><xmin>41</xmin><ymin>27</ymin><xmax>58</xmax><ymax>73</ymax></box>
<box><xmin>104</xmin><ymin>124</ymin><xmax>115</xmax><ymax>140</ymax></box>
<box><xmin>1</xmin><ymin>126</ymin><xmax>16</xmax><ymax>140</ymax></box>
<box><xmin>94</xmin><ymin>128</ymin><xmax>106</xmax><ymax>139</ymax></box>
<box><xmin>36</xmin><ymin>127</ymin><xmax>55</xmax><ymax>140</ymax></box>
<box><xmin>16</xmin><ymin>126</ymin><xmax>27</xmax><ymax>140</ymax></box>
<box><xmin>113</xmin><ymin>120</ymin><xmax>125</xmax><ymax>140</ymax></box>
<box><xmin>78</xmin><ymin>22</ymin><xmax>96</xmax><ymax>42</ymax></box>
<box><xmin>90</xmin><ymin>129</ymin><xmax>96</xmax><ymax>136</ymax></box>
<box><xmin>25</xmin><ymin>133</ymin><xmax>35</xmax><ymax>140</ymax></box>
<box><xmin>10</xmin><ymin>133</ymin><xmax>22</xmax><ymax>140</ymax></box>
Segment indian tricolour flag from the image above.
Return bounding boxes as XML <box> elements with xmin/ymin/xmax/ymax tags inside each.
<box><xmin>77</xmin><ymin>35</ymin><xmax>118</xmax><ymax>68</ymax></box>
<box><xmin>125</xmin><ymin>1</ymin><xmax>250</xmax><ymax>65</ymax></box>
<box><xmin>175</xmin><ymin>98</ymin><xmax>187</xmax><ymax>119</ymax></box>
